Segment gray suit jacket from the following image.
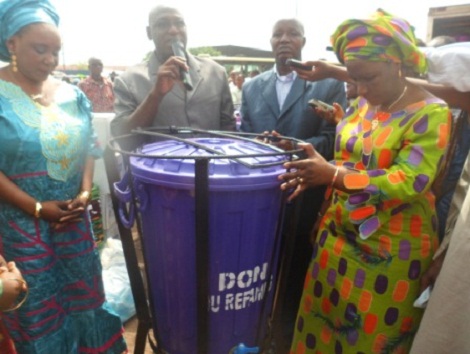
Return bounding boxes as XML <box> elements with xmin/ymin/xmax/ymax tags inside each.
<box><xmin>240</xmin><ymin>69</ymin><xmax>346</xmax><ymax>160</ymax></box>
<box><xmin>111</xmin><ymin>52</ymin><xmax>235</xmax><ymax>137</ymax></box>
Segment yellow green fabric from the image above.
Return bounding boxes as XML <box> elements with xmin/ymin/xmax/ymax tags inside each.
<box><xmin>290</xmin><ymin>97</ymin><xmax>451</xmax><ymax>353</ymax></box>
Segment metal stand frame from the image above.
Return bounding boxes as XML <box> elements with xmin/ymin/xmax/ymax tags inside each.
<box><xmin>104</xmin><ymin>146</ymin><xmax>153</xmax><ymax>354</ymax></box>
<box><xmin>105</xmin><ymin>128</ymin><xmax>303</xmax><ymax>353</ymax></box>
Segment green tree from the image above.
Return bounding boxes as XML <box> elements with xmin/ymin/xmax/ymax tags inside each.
<box><xmin>76</xmin><ymin>62</ymin><xmax>88</xmax><ymax>70</ymax></box>
<box><xmin>188</xmin><ymin>47</ymin><xmax>222</xmax><ymax>56</ymax></box>
<box><xmin>143</xmin><ymin>51</ymin><xmax>152</xmax><ymax>62</ymax></box>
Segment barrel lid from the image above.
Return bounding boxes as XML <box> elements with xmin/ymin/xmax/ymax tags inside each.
<box><xmin>129</xmin><ymin>138</ymin><xmax>288</xmax><ymax>190</ymax></box>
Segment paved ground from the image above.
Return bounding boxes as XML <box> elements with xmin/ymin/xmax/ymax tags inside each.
<box><xmin>123</xmin><ymin>316</ymin><xmax>155</xmax><ymax>354</ymax></box>
<box><xmin>120</xmin><ymin>227</ymin><xmax>155</xmax><ymax>354</ymax></box>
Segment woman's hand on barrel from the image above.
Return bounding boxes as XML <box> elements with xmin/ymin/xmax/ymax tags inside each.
<box><xmin>255</xmin><ymin>130</ymin><xmax>295</xmax><ymax>151</ymax></box>
<box><xmin>269</xmin><ymin>130</ymin><xmax>295</xmax><ymax>151</ymax></box>
<box><xmin>278</xmin><ymin>143</ymin><xmax>332</xmax><ymax>201</ymax></box>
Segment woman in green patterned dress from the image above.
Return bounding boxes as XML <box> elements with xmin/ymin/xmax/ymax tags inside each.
<box><xmin>279</xmin><ymin>9</ymin><xmax>451</xmax><ymax>354</ymax></box>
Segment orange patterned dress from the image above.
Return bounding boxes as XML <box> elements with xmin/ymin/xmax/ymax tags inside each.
<box><xmin>290</xmin><ymin>97</ymin><xmax>451</xmax><ymax>354</ymax></box>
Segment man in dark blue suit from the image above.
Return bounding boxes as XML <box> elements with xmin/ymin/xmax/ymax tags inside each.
<box><xmin>240</xmin><ymin>18</ymin><xmax>346</xmax><ymax>352</ymax></box>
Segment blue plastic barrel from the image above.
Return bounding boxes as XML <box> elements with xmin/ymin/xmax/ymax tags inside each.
<box><xmin>117</xmin><ymin>137</ymin><xmax>288</xmax><ymax>354</ymax></box>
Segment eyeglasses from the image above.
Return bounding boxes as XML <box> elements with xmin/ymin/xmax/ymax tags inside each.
<box><xmin>154</xmin><ymin>19</ymin><xmax>186</xmax><ymax>31</ymax></box>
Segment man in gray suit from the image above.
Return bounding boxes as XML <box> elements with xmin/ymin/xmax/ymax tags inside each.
<box><xmin>111</xmin><ymin>4</ymin><xmax>235</xmax><ymax>137</ymax></box>
<box><xmin>240</xmin><ymin>18</ymin><xmax>346</xmax><ymax>352</ymax></box>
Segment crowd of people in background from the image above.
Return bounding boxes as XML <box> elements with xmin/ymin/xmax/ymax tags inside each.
<box><xmin>77</xmin><ymin>57</ymin><xmax>115</xmax><ymax>112</ymax></box>
<box><xmin>1</xmin><ymin>0</ymin><xmax>470</xmax><ymax>353</ymax></box>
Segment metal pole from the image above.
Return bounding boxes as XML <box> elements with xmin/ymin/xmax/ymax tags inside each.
<box><xmin>195</xmin><ymin>158</ymin><xmax>210</xmax><ymax>354</ymax></box>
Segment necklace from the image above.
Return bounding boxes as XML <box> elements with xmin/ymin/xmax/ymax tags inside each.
<box><xmin>7</xmin><ymin>68</ymin><xmax>46</xmax><ymax>102</ymax></box>
<box><xmin>371</xmin><ymin>85</ymin><xmax>408</xmax><ymax>130</ymax></box>
<box><xmin>385</xmin><ymin>84</ymin><xmax>408</xmax><ymax>111</ymax></box>
<box><xmin>30</xmin><ymin>94</ymin><xmax>44</xmax><ymax>101</ymax></box>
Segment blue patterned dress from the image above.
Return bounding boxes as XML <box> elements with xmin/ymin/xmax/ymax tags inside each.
<box><xmin>0</xmin><ymin>79</ymin><xmax>127</xmax><ymax>353</ymax></box>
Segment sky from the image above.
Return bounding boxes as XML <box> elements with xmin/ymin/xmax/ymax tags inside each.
<box><xmin>54</xmin><ymin>0</ymin><xmax>469</xmax><ymax>67</ymax></box>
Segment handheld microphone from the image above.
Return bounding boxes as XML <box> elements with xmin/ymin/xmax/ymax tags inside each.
<box><xmin>171</xmin><ymin>39</ymin><xmax>193</xmax><ymax>91</ymax></box>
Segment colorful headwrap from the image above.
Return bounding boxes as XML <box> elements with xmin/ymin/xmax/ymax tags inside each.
<box><xmin>331</xmin><ymin>9</ymin><xmax>427</xmax><ymax>75</ymax></box>
<box><xmin>0</xmin><ymin>0</ymin><xmax>59</xmax><ymax>62</ymax></box>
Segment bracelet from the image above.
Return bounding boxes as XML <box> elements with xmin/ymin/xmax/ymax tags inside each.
<box><xmin>34</xmin><ymin>201</ymin><xmax>42</xmax><ymax>218</ymax></box>
<box><xmin>0</xmin><ymin>278</ymin><xmax>29</xmax><ymax>312</ymax></box>
<box><xmin>77</xmin><ymin>190</ymin><xmax>91</xmax><ymax>202</ymax></box>
<box><xmin>330</xmin><ymin>167</ymin><xmax>340</xmax><ymax>187</ymax></box>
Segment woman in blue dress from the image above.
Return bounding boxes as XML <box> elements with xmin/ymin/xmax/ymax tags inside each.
<box><xmin>0</xmin><ymin>1</ymin><xmax>127</xmax><ymax>352</ymax></box>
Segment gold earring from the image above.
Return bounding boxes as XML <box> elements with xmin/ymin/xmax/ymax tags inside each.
<box><xmin>11</xmin><ymin>54</ymin><xmax>18</xmax><ymax>73</ymax></box>
<box><xmin>398</xmin><ymin>67</ymin><xmax>402</xmax><ymax>78</ymax></box>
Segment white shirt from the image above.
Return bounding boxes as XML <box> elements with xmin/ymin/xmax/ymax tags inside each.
<box><xmin>275</xmin><ymin>67</ymin><xmax>297</xmax><ymax>111</ymax></box>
